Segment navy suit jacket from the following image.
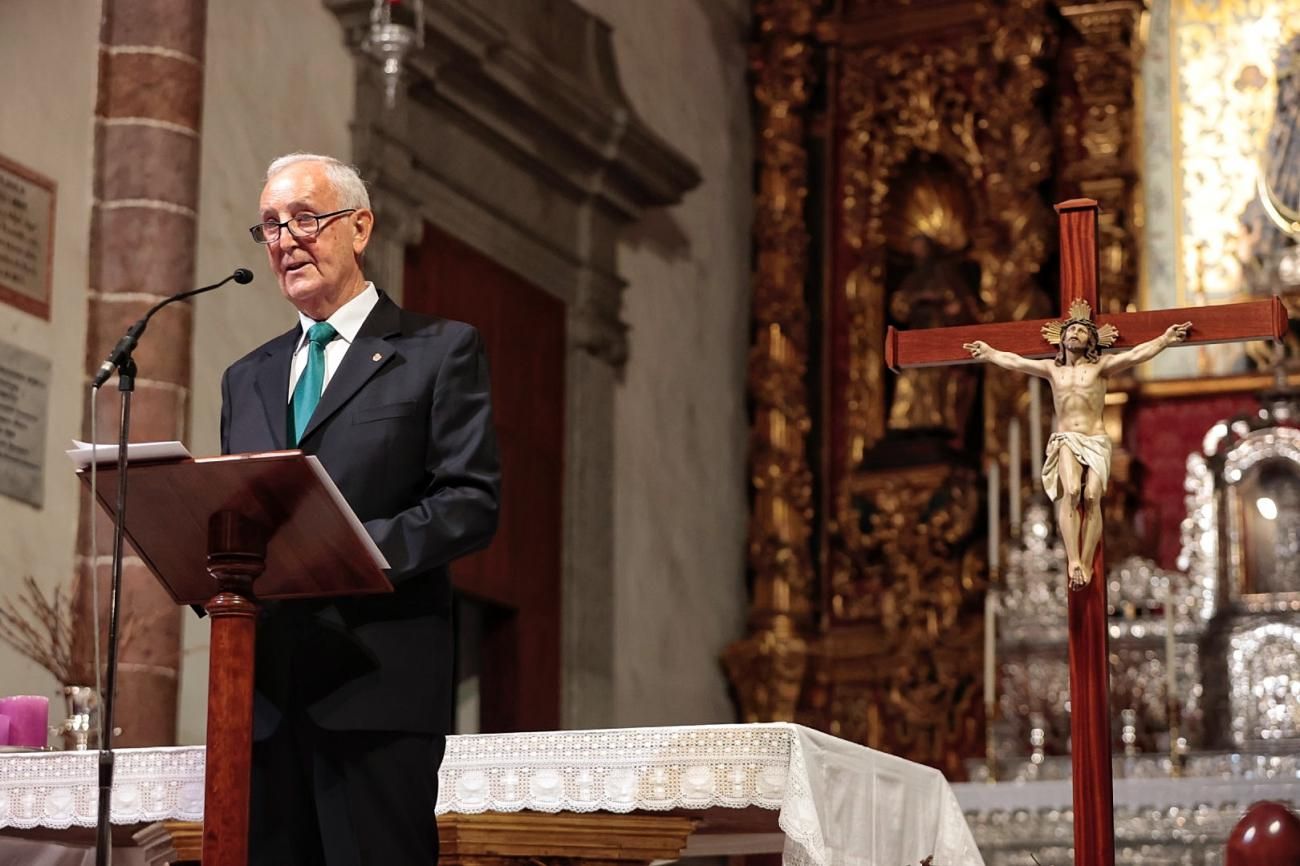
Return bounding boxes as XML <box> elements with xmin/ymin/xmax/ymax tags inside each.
<box><xmin>220</xmin><ymin>291</ymin><xmax>500</xmax><ymax>738</ymax></box>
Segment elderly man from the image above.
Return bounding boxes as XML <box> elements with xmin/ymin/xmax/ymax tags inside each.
<box><xmin>221</xmin><ymin>153</ymin><xmax>500</xmax><ymax>865</ymax></box>
<box><xmin>963</xmin><ymin>301</ymin><xmax>1189</xmax><ymax>590</ymax></box>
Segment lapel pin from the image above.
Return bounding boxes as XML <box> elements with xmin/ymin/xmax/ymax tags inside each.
<box><xmin>372</xmin><ymin>353</ymin><xmax>382</xmax><ymax>362</ymax></box>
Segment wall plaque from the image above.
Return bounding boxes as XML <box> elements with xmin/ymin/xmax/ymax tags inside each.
<box><xmin>0</xmin><ymin>154</ymin><xmax>55</xmax><ymax>320</ymax></box>
<box><xmin>0</xmin><ymin>341</ymin><xmax>51</xmax><ymax>507</ymax></box>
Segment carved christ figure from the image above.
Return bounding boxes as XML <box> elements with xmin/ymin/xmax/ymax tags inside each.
<box><xmin>963</xmin><ymin>300</ymin><xmax>1192</xmax><ymax>589</ymax></box>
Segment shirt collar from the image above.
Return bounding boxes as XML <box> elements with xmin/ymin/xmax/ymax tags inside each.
<box><xmin>295</xmin><ymin>283</ymin><xmax>380</xmax><ymax>351</ymax></box>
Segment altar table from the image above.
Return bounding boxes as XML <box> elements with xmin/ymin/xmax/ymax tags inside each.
<box><xmin>0</xmin><ymin>724</ymin><xmax>982</xmax><ymax>866</ymax></box>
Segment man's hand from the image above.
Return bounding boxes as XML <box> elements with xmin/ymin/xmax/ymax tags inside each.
<box><xmin>1163</xmin><ymin>322</ymin><xmax>1192</xmax><ymax>345</ymax></box>
<box><xmin>964</xmin><ymin>340</ymin><xmax>989</xmax><ymax>359</ymax></box>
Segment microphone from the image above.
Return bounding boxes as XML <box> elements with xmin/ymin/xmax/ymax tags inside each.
<box><xmin>92</xmin><ymin>268</ymin><xmax>255</xmax><ymax>389</ymax></box>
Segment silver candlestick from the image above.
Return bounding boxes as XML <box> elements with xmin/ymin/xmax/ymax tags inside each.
<box><xmin>54</xmin><ymin>685</ymin><xmax>99</xmax><ymax>751</ymax></box>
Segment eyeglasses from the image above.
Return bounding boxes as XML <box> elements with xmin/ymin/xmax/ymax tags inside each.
<box><xmin>249</xmin><ymin>209</ymin><xmax>357</xmax><ymax>244</ymax></box>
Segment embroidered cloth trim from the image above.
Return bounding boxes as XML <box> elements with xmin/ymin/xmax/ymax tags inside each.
<box><xmin>0</xmin><ymin>724</ymin><xmax>985</xmax><ymax>866</ymax></box>
<box><xmin>436</xmin><ymin>722</ymin><xmax>983</xmax><ymax>866</ymax></box>
<box><xmin>0</xmin><ymin>745</ymin><xmax>204</xmax><ymax>829</ymax></box>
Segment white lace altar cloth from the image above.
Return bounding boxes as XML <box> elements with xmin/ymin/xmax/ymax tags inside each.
<box><xmin>0</xmin><ymin>746</ymin><xmax>204</xmax><ymax>830</ymax></box>
<box><xmin>436</xmin><ymin>723</ymin><xmax>984</xmax><ymax>866</ymax></box>
<box><xmin>0</xmin><ymin>725</ymin><xmax>984</xmax><ymax>866</ymax></box>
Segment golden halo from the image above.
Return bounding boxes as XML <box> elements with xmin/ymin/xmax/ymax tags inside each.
<box><xmin>1040</xmin><ymin>299</ymin><xmax>1119</xmax><ymax>348</ymax></box>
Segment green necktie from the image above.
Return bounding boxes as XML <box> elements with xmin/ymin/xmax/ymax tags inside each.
<box><xmin>289</xmin><ymin>321</ymin><xmax>338</xmax><ymax>447</ymax></box>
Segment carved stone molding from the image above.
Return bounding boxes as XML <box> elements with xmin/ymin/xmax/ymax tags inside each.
<box><xmin>326</xmin><ymin>0</ymin><xmax>700</xmax><ymax>368</ymax></box>
<box><xmin>722</xmin><ymin>0</ymin><xmax>819</xmax><ymax>725</ymax></box>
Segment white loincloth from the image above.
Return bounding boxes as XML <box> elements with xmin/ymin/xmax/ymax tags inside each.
<box><xmin>1041</xmin><ymin>431</ymin><xmax>1112</xmax><ymax>502</ymax></box>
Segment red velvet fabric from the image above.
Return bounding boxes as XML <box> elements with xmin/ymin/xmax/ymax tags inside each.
<box><xmin>1128</xmin><ymin>394</ymin><xmax>1255</xmax><ymax>568</ymax></box>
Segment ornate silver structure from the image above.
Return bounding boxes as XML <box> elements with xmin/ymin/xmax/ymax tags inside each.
<box><xmin>989</xmin><ymin>499</ymin><xmax>1203</xmax><ymax>773</ymax></box>
<box><xmin>1180</xmin><ymin>408</ymin><xmax>1300</xmax><ymax>751</ymax></box>
<box><xmin>961</xmin><ymin>391</ymin><xmax>1300</xmax><ymax>861</ymax></box>
<box><xmin>960</xmin><ymin>749</ymin><xmax>1300</xmax><ymax>865</ymax></box>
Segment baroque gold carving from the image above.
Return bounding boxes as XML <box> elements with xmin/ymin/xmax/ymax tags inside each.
<box><xmin>830</xmin><ymin>0</ymin><xmax>1056</xmax><ymax>771</ymax></box>
<box><xmin>833</xmin><ymin>465</ymin><xmax>982</xmax><ymax>624</ymax></box>
<box><xmin>723</xmin><ymin>617</ymin><xmax>810</xmax><ymax>723</ymax></box>
<box><xmin>827</xmin><ymin>465</ymin><xmax>986</xmax><ymax>777</ymax></box>
<box><xmin>724</xmin><ymin>0</ymin><xmax>818</xmax><ymax>723</ymax></box>
<box><xmin>884</xmin><ymin>167</ymin><xmax>982</xmax><ymax>436</ymax></box>
<box><xmin>840</xmin><ymin>5</ymin><xmax>1056</xmax><ymax>462</ymax></box>
<box><xmin>835</xmin><ymin>2</ymin><xmax>1056</xmax><ymax>533</ymax></box>
<box><xmin>1055</xmin><ymin>0</ymin><xmax>1145</xmax><ymax>313</ymax></box>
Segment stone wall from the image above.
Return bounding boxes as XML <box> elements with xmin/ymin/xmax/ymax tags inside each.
<box><xmin>0</xmin><ymin>0</ymin><xmax>100</xmax><ymax>700</ymax></box>
<box><xmin>0</xmin><ymin>0</ymin><xmax>751</xmax><ymax>740</ymax></box>
<box><xmin>574</xmin><ymin>0</ymin><xmax>752</xmax><ymax>725</ymax></box>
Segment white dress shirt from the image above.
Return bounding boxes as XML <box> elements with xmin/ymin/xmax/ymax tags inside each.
<box><xmin>287</xmin><ymin>282</ymin><xmax>381</xmax><ymax>401</ymax></box>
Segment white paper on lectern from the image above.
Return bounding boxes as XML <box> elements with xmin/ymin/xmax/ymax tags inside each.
<box><xmin>66</xmin><ymin>439</ymin><xmax>191</xmax><ymax>468</ymax></box>
<box><xmin>303</xmin><ymin>454</ymin><xmax>391</xmax><ymax>570</ymax></box>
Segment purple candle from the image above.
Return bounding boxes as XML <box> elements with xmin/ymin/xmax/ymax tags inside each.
<box><xmin>0</xmin><ymin>714</ymin><xmax>9</xmax><ymax>746</ymax></box>
<box><xmin>0</xmin><ymin>696</ymin><xmax>48</xmax><ymax>749</ymax></box>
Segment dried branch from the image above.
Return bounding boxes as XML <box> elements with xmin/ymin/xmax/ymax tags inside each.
<box><xmin>0</xmin><ymin>577</ymin><xmax>77</xmax><ymax>684</ymax></box>
<box><xmin>0</xmin><ymin>575</ymin><xmax>136</xmax><ymax>686</ymax></box>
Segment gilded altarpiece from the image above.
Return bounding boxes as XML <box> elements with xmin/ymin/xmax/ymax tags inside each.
<box><xmin>823</xmin><ymin>2</ymin><xmax>1057</xmax><ymax>778</ymax></box>
<box><xmin>1053</xmin><ymin>0</ymin><xmax>1146</xmax><ymax>316</ymax></box>
<box><xmin>728</xmin><ymin>0</ymin><xmax>1148</xmax><ymax>778</ymax></box>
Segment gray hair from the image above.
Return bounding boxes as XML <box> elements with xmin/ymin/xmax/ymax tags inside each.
<box><xmin>265</xmin><ymin>153</ymin><xmax>371</xmax><ymax>210</ymax></box>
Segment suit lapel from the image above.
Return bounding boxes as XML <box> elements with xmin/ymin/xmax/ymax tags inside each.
<box><xmin>298</xmin><ymin>294</ymin><xmax>402</xmax><ymax>445</ymax></box>
<box><xmin>252</xmin><ymin>327</ymin><xmax>301</xmax><ymax>450</ymax></box>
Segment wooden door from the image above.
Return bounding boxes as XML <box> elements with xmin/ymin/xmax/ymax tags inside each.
<box><xmin>403</xmin><ymin>223</ymin><xmax>564</xmax><ymax>733</ymax></box>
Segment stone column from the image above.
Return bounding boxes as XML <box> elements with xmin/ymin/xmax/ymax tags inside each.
<box><xmin>74</xmin><ymin>0</ymin><xmax>208</xmax><ymax>747</ymax></box>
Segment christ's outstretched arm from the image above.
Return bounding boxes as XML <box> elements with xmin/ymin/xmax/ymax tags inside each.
<box><xmin>963</xmin><ymin>340</ymin><xmax>1054</xmax><ymax>377</ymax></box>
<box><xmin>1099</xmin><ymin>322</ymin><xmax>1192</xmax><ymax>375</ymax></box>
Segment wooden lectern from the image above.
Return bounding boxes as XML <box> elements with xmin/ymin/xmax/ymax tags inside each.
<box><xmin>81</xmin><ymin>451</ymin><xmax>392</xmax><ymax>866</ymax></box>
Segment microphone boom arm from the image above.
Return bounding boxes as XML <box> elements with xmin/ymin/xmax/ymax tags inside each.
<box><xmin>91</xmin><ymin>268</ymin><xmax>254</xmax><ymax>389</ymax></box>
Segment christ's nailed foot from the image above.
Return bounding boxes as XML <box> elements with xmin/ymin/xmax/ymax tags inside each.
<box><xmin>1069</xmin><ymin>562</ymin><xmax>1091</xmax><ymax>591</ymax></box>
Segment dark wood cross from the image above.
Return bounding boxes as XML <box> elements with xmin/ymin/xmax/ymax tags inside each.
<box><xmin>884</xmin><ymin>199</ymin><xmax>1287</xmax><ymax>866</ymax></box>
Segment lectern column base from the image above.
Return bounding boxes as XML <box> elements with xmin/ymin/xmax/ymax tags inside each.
<box><xmin>201</xmin><ymin>510</ymin><xmax>267</xmax><ymax>866</ymax></box>
<box><xmin>201</xmin><ymin>592</ymin><xmax>256</xmax><ymax>866</ymax></box>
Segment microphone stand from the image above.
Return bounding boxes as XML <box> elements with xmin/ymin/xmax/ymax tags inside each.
<box><xmin>94</xmin><ymin>355</ymin><xmax>134</xmax><ymax>866</ymax></box>
<box><xmin>90</xmin><ymin>269</ymin><xmax>251</xmax><ymax>866</ymax></box>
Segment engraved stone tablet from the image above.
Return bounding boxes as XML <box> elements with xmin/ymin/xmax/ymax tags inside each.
<box><xmin>0</xmin><ymin>154</ymin><xmax>55</xmax><ymax>319</ymax></box>
<box><xmin>0</xmin><ymin>341</ymin><xmax>51</xmax><ymax>506</ymax></box>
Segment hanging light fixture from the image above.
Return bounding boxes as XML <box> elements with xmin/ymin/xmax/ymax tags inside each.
<box><xmin>363</xmin><ymin>0</ymin><xmax>424</xmax><ymax>108</ymax></box>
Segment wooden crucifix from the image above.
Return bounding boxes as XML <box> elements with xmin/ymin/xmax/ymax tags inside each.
<box><xmin>885</xmin><ymin>199</ymin><xmax>1287</xmax><ymax>866</ymax></box>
